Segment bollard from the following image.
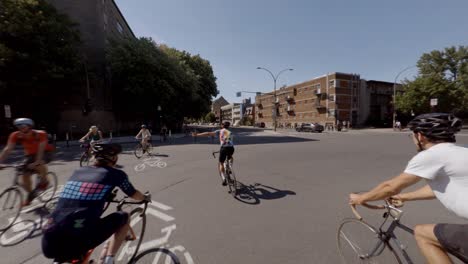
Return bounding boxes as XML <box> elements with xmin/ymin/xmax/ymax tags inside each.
<box><xmin>53</xmin><ymin>134</ymin><xmax>57</xmax><ymax>146</ymax></box>
<box><xmin>66</xmin><ymin>132</ymin><xmax>69</xmax><ymax>148</ymax></box>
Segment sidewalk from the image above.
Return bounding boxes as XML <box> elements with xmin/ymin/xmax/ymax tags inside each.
<box><xmin>54</xmin><ymin>133</ymin><xmax>187</xmax><ymax>148</ymax></box>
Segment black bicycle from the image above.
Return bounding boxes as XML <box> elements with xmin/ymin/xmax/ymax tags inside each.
<box><xmin>0</xmin><ymin>165</ymin><xmax>57</xmax><ymax>231</ymax></box>
<box><xmin>134</xmin><ymin>139</ymin><xmax>153</xmax><ymax>159</ymax></box>
<box><xmin>79</xmin><ymin>142</ymin><xmax>92</xmax><ymax>167</ymax></box>
<box><xmin>51</xmin><ymin>189</ymin><xmax>150</xmax><ymax>264</ymax></box>
<box><xmin>212</xmin><ymin>151</ymin><xmax>237</xmax><ymax>197</ymax></box>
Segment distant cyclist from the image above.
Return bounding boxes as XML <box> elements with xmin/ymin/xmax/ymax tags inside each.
<box><xmin>0</xmin><ymin>118</ymin><xmax>55</xmax><ymax>206</ymax></box>
<box><xmin>42</xmin><ymin>143</ymin><xmax>150</xmax><ymax>264</ymax></box>
<box><xmin>135</xmin><ymin>124</ymin><xmax>152</xmax><ymax>151</ymax></box>
<box><xmin>80</xmin><ymin>125</ymin><xmax>104</xmax><ymax>145</ymax></box>
<box><xmin>349</xmin><ymin>113</ymin><xmax>468</xmax><ymax>263</ymax></box>
<box><xmin>192</xmin><ymin>121</ymin><xmax>234</xmax><ymax>186</ymax></box>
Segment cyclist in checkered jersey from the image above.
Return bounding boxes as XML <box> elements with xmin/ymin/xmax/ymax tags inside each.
<box><xmin>42</xmin><ymin>143</ymin><xmax>150</xmax><ymax>264</ymax></box>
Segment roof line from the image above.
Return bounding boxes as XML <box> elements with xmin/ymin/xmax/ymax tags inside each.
<box><xmin>112</xmin><ymin>0</ymin><xmax>136</xmax><ymax>38</ymax></box>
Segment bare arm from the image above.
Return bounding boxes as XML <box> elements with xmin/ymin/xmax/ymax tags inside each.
<box><xmin>35</xmin><ymin>141</ymin><xmax>46</xmax><ymax>163</ymax></box>
<box><xmin>135</xmin><ymin>130</ymin><xmax>142</xmax><ymax>138</ymax></box>
<box><xmin>0</xmin><ymin>143</ymin><xmax>15</xmax><ymax>163</ymax></box>
<box><xmin>193</xmin><ymin>132</ymin><xmax>216</xmax><ymax>137</ymax></box>
<box><xmin>393</xmin><ymin>184</ymin><xmax>435</xmax><ymax>202</ymax></box>
<box><xmin>130</xmin><ymin>190</ymin><xmax>146</xmax><ymax>201</ymax></box>
<box><xmin>352</xmin><ymin>173</ymin><xmax>421</xmax><ymax>204</ymax></box>
<box><xmin>80</xmin><ymin>131</ymin><xmax>91</xmax><ymax>142</ymax></box>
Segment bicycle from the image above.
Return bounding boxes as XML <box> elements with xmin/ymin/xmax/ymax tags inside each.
<box><xmin>129</xmin><ymin>247</ymin><xmax>181</xmax><ymax>264</ymax></box>
<box><xmin>52</xmin><ymin>189</ymin><xmax>150</xmax><ymax>264</ymax></box>
<box><xmin>337</xmin><ymin>199</ymin><xmax>416</xmax><ymax>263</ymax></box>
<box><xmin>134</xmin><ymin>139</ymin><xmax>153</xmax><ymax>159</ymax></box>
<box><xmin>79</xmin><ymin>142</ymin><xmax>92</xmax><ymax>167</ymax></box>
<box><xmin>0</xmin><ymin>164</ymin><xmax>58</xmax><ymax>231</ymax></box>
<box><xmin>212</xmin><ymin>151</ymin><xmax>237</xmax><ymax>197</ymax></box>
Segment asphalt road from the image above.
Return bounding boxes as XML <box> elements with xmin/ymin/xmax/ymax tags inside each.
<box><xmin>0</xmin><ymin>128</ymin><xmax>467</xmax><ymax>264</ymax></box>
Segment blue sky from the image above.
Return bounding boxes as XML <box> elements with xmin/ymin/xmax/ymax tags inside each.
<box><xmin>115</xmin><ymin>0</ymin><xmax>468</xmax><ymax>103</ymax></box>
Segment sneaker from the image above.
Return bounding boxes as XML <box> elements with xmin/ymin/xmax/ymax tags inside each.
<box><xmin>222</xmin><ymin>180</ymin><xmax>227</xmax><ymax>186</ymax></box>
<box><xmin>21</xmin><ymin>198</ymin><xmax>33</xmax><ymax>208</ymax></box>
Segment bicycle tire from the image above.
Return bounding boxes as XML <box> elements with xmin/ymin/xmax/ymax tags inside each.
<box><xmin>128</xmin><ymin>247</ymin><xmax>181</xmax><ymax>264</ymax></box>
<box><xmin>37</xmin><ymin>172</ymin><xmax>58</xmax><ymax>203</ymax></box>
<box><xmin>226</xmin><ymin>165</ymin><xmax>237</xmax><ymax>197</ymax></box>
<box><xmin>134</xmin><ymin>144</ymin><xmax>144</xmax><ymax>159</ymax></box>
<box><xmin>80</xmin><ymin>152</ymin><xmax>90</xmax><ymax>167</ymax></box>
<box><xmin>337</xmin><ymin>218</ymin><xmax>401</xmax><ymax>264</ymax></box>
<box><xmin>0</xmin><ymin>187</ymin><xmax>22</xmax><ymax>232</ymax></box>
<box><xmin>116</xmin><ymin>207</ymin><xmax>146</xmax><ymax>262</ymax></box>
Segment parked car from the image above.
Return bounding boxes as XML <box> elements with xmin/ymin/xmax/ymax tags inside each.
<box><xmin>295</xmin><ymin>123</ymin><xmax>324</xmax><ymax>133</ymax></box>
<box><xmin>255</xmin><ymin>122</ymin><xmax>265</xmax><ymax>128</ymax></box>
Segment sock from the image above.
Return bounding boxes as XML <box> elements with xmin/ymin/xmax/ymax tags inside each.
<box><xmin>104</xmin><ymin>255</ymin><xmax>114</xmax><ymax>264</ymax></box>
<box><xmin>220</xmin><ymin>172</ymin><xmax>226</xmax><ymax>180</ymax></box>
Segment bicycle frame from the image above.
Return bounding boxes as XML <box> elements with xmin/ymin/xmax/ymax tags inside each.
<box><xmin>352</xmin><ymin>202</ymin><xmax>415</xmax><ymax>264</ymax></box>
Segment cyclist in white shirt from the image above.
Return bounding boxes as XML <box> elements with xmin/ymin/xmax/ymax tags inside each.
<box><xmin>349</xmin><ymin>113</ymin><xmax>467</xmax><ymax>264</ymax></box>
<box><xmin>135</xmin><ymin>125</ymin><xmax>152</xmax><ymax>151</ymax></box>
<box><xmin>192</xmin><ymin>121</ymin><xmax>234</xmax><ymax>186</ymax></box>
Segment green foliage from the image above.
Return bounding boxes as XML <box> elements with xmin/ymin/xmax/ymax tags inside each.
<box><xmin>204</xmin><ymin>112</ymin><xmax>216</xmax><ymax>123</ymax></box>
<box><xmin>240</xmin><ymin>116</ymin><xmax>254</xmax><ymax>126</ymax></box>
<box><xmin>107</xmin><ymin>38</ymin><xmax>218</xmax><ymax>123</ymax></box>
<box><xmin>0</xmin><ymin>0</ymin><xmax>82</xmax><ymax>128</ymax></box>
<box><xmin>396</xmin><ymin>46</ymin><xmax>468</xmax><ymax>114</ymax></box>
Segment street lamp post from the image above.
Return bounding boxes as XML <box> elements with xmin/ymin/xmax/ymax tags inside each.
<box><xmin>393</xmin><ymin>65</ymin><xmax>417</xmax><ymax>129</ymax></box>
<box><xmin>256</xmin><ymin>67</ymin><xmax>293</xmax><ymax>131</ymax></box>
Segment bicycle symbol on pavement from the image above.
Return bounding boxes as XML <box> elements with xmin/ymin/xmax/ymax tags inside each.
<box><xmin>134</xmin><ymin>157</ymin><xmax>168</xmax><ymax>172</ymax></box>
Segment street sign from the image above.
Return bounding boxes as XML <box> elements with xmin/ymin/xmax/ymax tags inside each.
<box><xmin>4</xmin><ymin>105</ymin><xmax>11</xmax><ymax>118</ymax></box>
<box><xmin>236</xmin><ymin>92</ymin><xmax>241</xmax><ymax>97</ymax></box>
<box><xmin>430</xmin><ymin>98</ymin><xmax>438</xmax><ymax>106</ymax></box>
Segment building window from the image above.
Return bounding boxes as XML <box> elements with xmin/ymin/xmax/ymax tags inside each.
<box><xmin>329</xmin><ymin>80</ymin><xmax>335</xmax><ymax>87</ymax></box>
<box><xmin>116</xmin><ymin>21</ymin><xmax>124</xmax><ymax>34</ymax></box>
<box><xmin>329</xmin><ymin>94</ymin><xmax>336</xmax><ymax>101</ymax></box>
<box><xmin>328</xmin><ymin>109</ymin><xmax>336</xmax><ymax>116</ymax></box>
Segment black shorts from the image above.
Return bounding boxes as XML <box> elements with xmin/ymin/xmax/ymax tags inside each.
<box><xmin>434</xmin><ymin>223</ymin><xmax>468</xmax><ymax>263</ymax></box>
<box><xmin>42</xmin><ymin>211</ymin><xmax>129</xmax><ymax>261</ymax></box>
<box><xmin>219</xmin><ymin>146</ymin><xmax>234</xmax><ymax>163</ymax></box>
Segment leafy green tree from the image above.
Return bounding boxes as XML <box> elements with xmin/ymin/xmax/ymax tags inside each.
<box><xmin>204</xmin><ymin>112</ymin><xmax>216</xmax><ymax>123</ymax></box>
<box><xmin>396</xmin><ymin>46</ymin><xmax>468</xmax><ymax>115</ymax></box>
<box><xmin>0</xmin><ymin>0</ymin><xmax>82</xmax><ymax>128</ymax></box>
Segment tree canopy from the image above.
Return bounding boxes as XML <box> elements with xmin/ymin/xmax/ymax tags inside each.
<box><xmin>396</xmin><ymin>46</ymin><xmax>468</xmax><ymax>115</ymax></box>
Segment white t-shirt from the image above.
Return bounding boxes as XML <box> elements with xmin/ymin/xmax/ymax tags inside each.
<box><xmin>404</xmin><ymin>143</ymin><xmax>468</xmax><ymax>219</ymax></box>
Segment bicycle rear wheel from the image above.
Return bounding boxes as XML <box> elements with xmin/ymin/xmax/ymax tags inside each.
<box><xmin>226</xmin><ymin>164</ymin><xmax>237</xmax><ymax>197</ymax></box>
<box><xmin>0</xmin><ymin>187</ymin><xmax>22</xmax><ymax>231</ymax></box>
<box><xmin>337</xmin><ymin>218</ymin><xmax>401</xmax><ymax>263</ymax></box>
<box><xmin>134</xmin><ymin>144</ymin><xmax>144</xmax><ymax>159</ymax></box>
<box><xmin>116</xmin><ymin>207</ymin><xmax>146</xmax><ymax>262</ymax></box>
<box><xmin>129</xmin><ymin>248</ymin><xmax>181</xmax><ymax>264</ymax></box>
<box><xmin>37</xmin><ymin>172</ymin><xmax>58</xmax><ymax>203</ymax></box>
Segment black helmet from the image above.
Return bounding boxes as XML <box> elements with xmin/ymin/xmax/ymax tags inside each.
<box><xmin>408</xmin><ymin>113</ymin><xmax>462</xmax><ymax>141</ymax></box>
<box><xmin>92</xmin><ymin>143</ymin><xmax>122</xmax><ymax>161</ymax></box>
<box><xmin>222</xmin><ymin>121</ymin><xmax>230</xmax><ymax>128</ymax></box>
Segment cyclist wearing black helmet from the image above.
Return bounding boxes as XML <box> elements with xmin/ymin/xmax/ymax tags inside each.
<box><xmin>349</xmin><ymin>113</ymin><xmax>468</xmax><ymax>263</ymax></box>
<box><xmin>192</xmin><ymin>121</ymin><xmax>234</xmax><ymax>186</ymax></box>
<box><xmin>42</xmin><ymin>143</ymin><xmax>150</xmax><ymax>264</ymax></box>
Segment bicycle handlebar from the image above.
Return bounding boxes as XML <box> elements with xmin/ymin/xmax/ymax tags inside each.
<box><xmin>350</xmin><ymin>199</ymin><xmax>404</xmax><ymax>220</ymax></box>
<box><xmin>107</xmin><ymin>189</ymin><xmax>151</xmax><ymax>212</ymax></box>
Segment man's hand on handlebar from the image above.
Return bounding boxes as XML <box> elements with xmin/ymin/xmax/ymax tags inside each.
<box><xmin>143</xmin><ymin>192</ymin><xmax>152</xmax><ymax>203</ymax></box>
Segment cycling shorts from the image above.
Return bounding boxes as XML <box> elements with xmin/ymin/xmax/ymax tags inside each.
<box><xmin>434</xmin><ymin>223</ymin><xmax>468</xmax><ymax>263</ymax></box>
<box><xmin>22</xmin><ymin>152</ymin><xmax>54</xmax><ymax>173</ymax></box>
<box><xmin>42</xmin><ymin>211</ymin><xmax>128</xmax><ymax>261</ymax></box>
<box><xmin>219</xmin><ymin>146</ymin><xmax>234</xmax><ymax>163</ymax></box>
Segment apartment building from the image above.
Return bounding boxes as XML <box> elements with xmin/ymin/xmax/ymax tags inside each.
<box><xmin>221</xmin><ymin>103</ymin><xmax>242</xmax><ymax>125</ymax></box>
<box><xmin>256</xmin><ymin>72</ymin><xmax>361</xmax><ymax>128</ymax></box>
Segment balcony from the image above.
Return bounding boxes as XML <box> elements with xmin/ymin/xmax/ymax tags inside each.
<box><xmin>258</xmin><ymin>112</ymin><xmax>263</xmax><ymax>118</ymax></box>
<box><xmin>315</xmin><ymin>101</ymin><xmax>326</xmax><ymax>109</ymax></box>
<box><xmin>257</xmin><ymin>103</ymin><xmax>263</xmax><ymax>109</ymax></box>
<box><xmin>286</xmin><ymin>95</ymin><xmax>294</xmax><ymax>103</ymax></box>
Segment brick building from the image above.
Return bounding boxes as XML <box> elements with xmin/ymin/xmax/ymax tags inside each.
<box><xmin>46</xmin><ymin>0</ymin><xmax>135</xmax><ymax>134</ymax></box>
<box><xmin>211</xmin><ymin>96</ymin><xmax>229</xmax><ymax>123</ymax></box>
<box><xmin>255</xmin><ymin>72</ymin><xmax>398</xmax><ymax>129</ymax></box>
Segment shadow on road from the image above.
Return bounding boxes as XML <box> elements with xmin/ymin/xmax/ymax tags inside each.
<box><xmin>234</xmin><ymin>182</ymin><xmax>296</xmax><ymax>205</ymax></box>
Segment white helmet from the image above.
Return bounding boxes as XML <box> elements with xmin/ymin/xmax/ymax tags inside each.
<box><xmin>13</xmin><ymin>118</ymin><xmax>34</xmax><ymax>127</ymax></box>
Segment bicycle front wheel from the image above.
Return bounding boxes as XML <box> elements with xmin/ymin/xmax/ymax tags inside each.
<box><xmin>37</xmin><ymin>172</ymin><xmax>58</xmax><ymax>203</ymax></box>
<box><xmin>116</xmin><ymin>207</ymin><xmax>146</xmax><ymax>262</ymax></box>
<box><xmin>145</xmin><ymin>143</ymin><xmax>153</xmax><ymax>156</ymax></box>
<box><xmin>129</xmin><ymin>248</ymin><xmax>181</xmax><ymax>264</ymax></box>
<box><xmin>0</xmin><ymin>187</ymin><xmax>22</xmax><ymax>231</ymax></box>
<box><xmin>79</xmin><ymin>152</ymin><xmax>90</xmax><ymax>167</ymax></box>
<box><xmin>337</xmin><ymin>218</ymin><xmax>401</xmax><ymax>264</ymax></box>
<box><xmin>134</xmin><ymin>144</ymin><xmax>144</xmax><ymax>159</ymax></box>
